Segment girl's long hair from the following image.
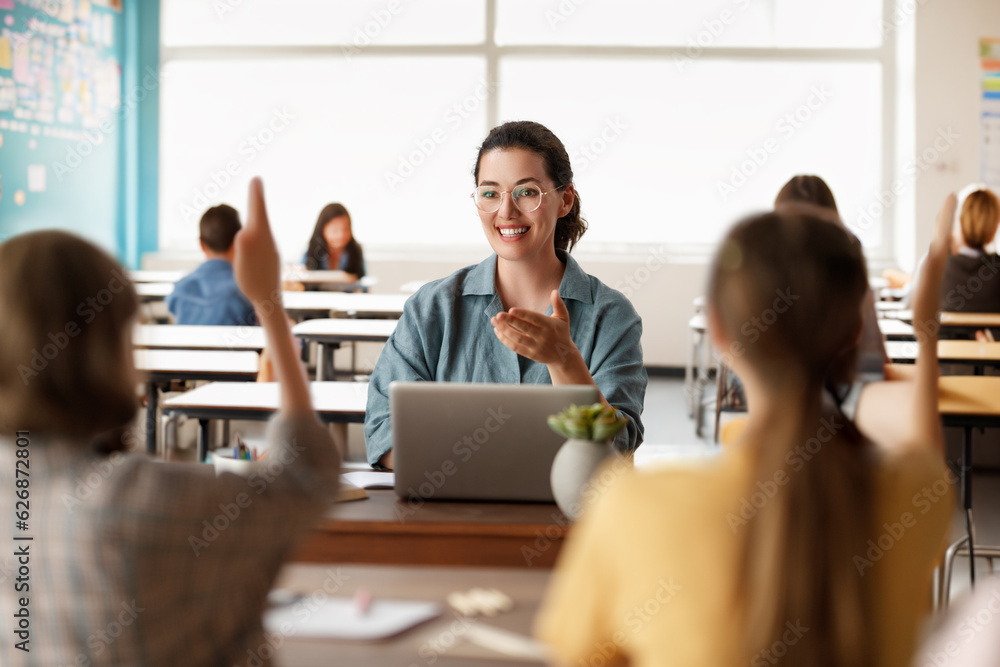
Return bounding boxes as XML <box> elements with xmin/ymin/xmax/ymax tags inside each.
<box><xmin>709</xmin><ymin>209</ymin><xmax>875</xmax><ymax>667</ymax></box>
<box><xmin>305</xmin><ymin>203</ymin><xmax>365</xmax><ymax>276</ymax></box>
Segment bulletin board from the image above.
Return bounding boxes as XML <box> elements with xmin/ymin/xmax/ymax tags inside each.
<box><xmin>0</xmin><ymin>0</ymin><xmax>124</xmax><ymax>249</ymax></box>
<box><xmin>982</xmin><ymin>38</ymin><xmax>1000</xmax><ymax>191</ymax></box>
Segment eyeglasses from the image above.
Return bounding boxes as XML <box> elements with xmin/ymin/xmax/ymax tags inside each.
<box><xmin>470</xmin><ymin>184</ymin><xmax>562</xmax><ymax>213</ymax></box>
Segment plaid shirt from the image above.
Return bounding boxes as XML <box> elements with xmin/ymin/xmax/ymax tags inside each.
<box><xmin>0</xmin><ymin>416</ymin><xmax>339</xmax><ymax>666</ymax></box>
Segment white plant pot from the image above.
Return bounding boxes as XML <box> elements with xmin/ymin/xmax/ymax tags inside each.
<box><xmin>550</xmin><ymin>438</ymin><xmax>613</xmax><ymax>520</ymax></box>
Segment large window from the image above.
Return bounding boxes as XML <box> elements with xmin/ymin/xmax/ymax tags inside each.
<box><xmin>160</xmin><ymin>0</ymin><xmax>898</xmax><ymax>259</ymax></box>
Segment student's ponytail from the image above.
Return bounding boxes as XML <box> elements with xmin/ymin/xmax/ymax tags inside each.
<box><xmin>709</xmin><ymin>211</ymin><xmax>875</xmax><ymax>667</ymax></box>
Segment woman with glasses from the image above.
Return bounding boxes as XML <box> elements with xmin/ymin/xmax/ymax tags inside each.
<box><xmin>364</xmin><ymin>120</ymin><xmax>647</xmax><ymax>469</ymax></box>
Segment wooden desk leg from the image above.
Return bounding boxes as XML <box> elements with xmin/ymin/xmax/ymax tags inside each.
<box><xmin>145</xmin><ymin>380</ymin><xmax>159</xmax><ymax>456</ymax></box>
<box><xmin>198</xmin><ymin>419</ymin><xmax>211</xmax><ymax>463</ymax></box>
<box><xmin>963</xmin><ymin>425</ymin><xmax>976</xmax><ymax>585</ymax></box>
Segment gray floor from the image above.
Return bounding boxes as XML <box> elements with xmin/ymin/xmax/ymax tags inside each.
<box><xmin>647</xmin><ymin>375</ymin><xmax>1000</xmax><ymax>604</ymax></box>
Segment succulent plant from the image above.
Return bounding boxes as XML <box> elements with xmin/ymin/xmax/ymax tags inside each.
<box><xmin>547</xmin><ymin>403</ymin><xmax>628</xmax><ymax>442</ymax></box>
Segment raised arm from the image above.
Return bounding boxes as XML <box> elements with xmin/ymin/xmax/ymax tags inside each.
<box><xmin>854</xmin><ymin>193</ymin><xmax>956</xmax><ymax>453</ymax></box>
<box><xmin>233</xmin><ymin>177</ymin><xmax>312</xmax><ymax>417</ymax></box>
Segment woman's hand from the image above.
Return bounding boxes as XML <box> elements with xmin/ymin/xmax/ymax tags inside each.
<box><xmin>491</xmin><ymin>290</ymin><xmax>580</xmax><ymax>368</ymax></box>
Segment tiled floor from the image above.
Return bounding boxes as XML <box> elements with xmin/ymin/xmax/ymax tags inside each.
<box><xmin>643</xmin><ymin>375</ymin><xmax>1000</xmax><ymax>604</ymax></box>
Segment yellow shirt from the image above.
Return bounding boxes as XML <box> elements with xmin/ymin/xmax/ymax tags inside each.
<box><xmin>535</xmin><ymin>445</ymin><xmax>952</xmax><ymax>667</ymax></box>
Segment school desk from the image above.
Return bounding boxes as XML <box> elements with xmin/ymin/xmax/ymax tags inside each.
<box><xmin>292</xmin><ymin>319</ymin><xmax>397</xmax><ymax>380</ymax></box>
<box><xmin>877</xmin><ymin>318</ymin><xmax>915</xmax><ymax>339</ymax></box>
<box><xmin>884</xmin><ymin>311</ymin><xmax>1000</xmax><ymax>334</ymax></box>
<box><xmin>162</xmin><ymin>381</ymin><xmax>368</xmax><ymax>462</ymax></box>
<box><xmin>133</xmin><ymin>324</ymin><xmax>267</xmax><ymax>351</ymax></box>
<box><xmin>884</xmin><ymin>340</ymin><xmax>1000</xmax><ymax>372</ymax></box>
<box><xmin>128</xmin><ymin>269</ymin><xmax>185</xmax><ymax>283</ymax></box>
<box><xmin>273</xmin><ymin>563</ymin><xmax>548</xmax><ymax>666</ymax></box>
<box><xmin>135</xmin><ymin>349</ymin><xmax>261</xmax><ymax>457</ymax></box>
<box><xmin>282</xmin><ymin>292</ymin><xmax>409</xmax><ymax>319</ymax></box>
<box><xmin>931</xmin><ymin>374</ymin><xmax>1000</xmax><ymax>606</ymax></box>
<box><xmin>875</xmin><ymin>300</ymin><xmax>908</xmax><ymax>314</ymax></box>
<box><xmin>135</xmin><ymin>282</ymin><xmax>174</xmax><ymax>302</ymax></box>
<box><xmin>292</xmin><ymin>489</ymin><xmax>569</xmax><ymax>569</ymax></box>
<box><xmin>282</xmin><ymin>269</ymin><xmax>379</xmax><ymax>292</ymax></box>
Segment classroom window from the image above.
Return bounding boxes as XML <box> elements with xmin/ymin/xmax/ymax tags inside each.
<box><xmin>159</xmin><ymin>0</ymin><xmax>896</xmax><ymax>256</ymax></box>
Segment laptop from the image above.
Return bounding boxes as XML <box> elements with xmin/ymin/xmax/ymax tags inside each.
<box><xmin>390</xmin><ymin>382</ymin><xmax>601</xmax><ymax>502</ymax></box>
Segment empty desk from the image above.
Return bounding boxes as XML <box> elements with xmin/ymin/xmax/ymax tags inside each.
<box><xmin>292</xmin><ymin>319</ymin><xmax>397</xmax><ymax>380</ymax></box>
<box><xmin>133</xmin><ymin>324</ymin><xmax>266</xmax><ymax>351</ymax></box>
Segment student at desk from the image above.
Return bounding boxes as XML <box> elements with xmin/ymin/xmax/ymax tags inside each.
<box><xmin>365</xmin><ymin>121</ymin><xmax>647</xmax><ymax>468</ymax></box>
<box><xmin>537</xmin><ymin>197</ymin><xmax>957</xmax><ymax>667</ymax></box>
<box><xmin>302</xmin><ymin>203</ymin><xmax>366</xmax><ymax>280</ymax></box>
<box><xmin>0</xmin><ymin>179</ymin><xmax>341</xmax><ymax>666</ymax></box>
<box><xmin>167</xmin><ymin>204</ymin><xmax>256</xmax><ymax>325</ymax></box>
<box><xmin>939</xmin><ymin>187</ymin><xmax>1000</xmax><ymax>338</ymax></box>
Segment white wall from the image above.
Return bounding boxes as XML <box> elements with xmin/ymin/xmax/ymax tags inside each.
<box><xmin>913</xmin><ymin>0</ymin><xmax>999</xmax><ymax>255</ymax></box>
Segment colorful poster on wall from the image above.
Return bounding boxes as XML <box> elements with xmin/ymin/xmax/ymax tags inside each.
<box><xmin>981</xmin><ymin>38</ymin><xmax>1000</xmax><ymax>191</ymax></box>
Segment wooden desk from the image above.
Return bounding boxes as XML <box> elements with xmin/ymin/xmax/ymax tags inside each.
<box><xmin>274</xmin><ymin>564</ymin><xmax>548</xmax><ymax>666</ymax></box>
<box><xmin>877</xmin><ymin>319</ymin><xmax>914</xmax><ymax>339</ymax></box>
<box><xmin>882</xmin><ymin>311</ymin><xmax>1000</xmax><ymax>333</ymax></box>
<box><xmin>283</xmin><ymin>269</ymin><xmax>378</xmax><ymax>292</ymax></box>
<box><xmin>292</xmin><ymin>490</ymin><xmax>568</xmax><ymax>569</ymax></box>
<box><xmin>885</xmin><ymin>340</ymin><xmax>1000</xmax><ymax>372</ymax></box>
<box><xmin>133</xmin><ymin>324</ymin><xmax>267</xmax><ymax>351</ymax></box>
<box><xmin>163</xmin><ymin>381</ymin><xmax>368</xmax><ymax>461</ymax></box>
<box><xmin>135</xmin><ymin>349</ymin><xmax>261</xmax><ymax>457</ymax></box>
<box><xmin>292</xmin><ymin>319</ymin><xmax>397</xmax><ymax>380</ymax></box>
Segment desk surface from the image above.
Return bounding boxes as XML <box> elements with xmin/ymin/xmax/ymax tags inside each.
<box><xmin>938</xmin><ymin>375</ymin><xmax>1000</xmax><ymax>418</ymax></box>
<box><xmin>293</xmin><ymin>489</ymin><xmax>568</xmax><ymax>568</ymax></box>
<box><xmin>274</xmin><ymin>563</ymin><xmax>548</xmax><ymax>666</ymax></box>
<box><xmin>292</xmin><ymin>318</ymin><xmax>397</xmax><ymax>342</ymax></box>
<box><xmin>129</xmin><ymin>269</ymin><xmax>185</xmax><ymax>283</ymax></box>
<box><xmin>133</xmin><ymin>324</ymin><xmax>267</xmax><ymax>351</ymax></box>
<box><xmin>135</xmin><ymin>282</ymin><xmax>174</xmax><ymax>300</ymax></box>
<box><xmin>282</xmin><ymin>292</ymin><xmax>409</xmax><ymax>316</ymax></box>
<box><xmin>133</xmin><ymin>349</ymin><xmax>260</xmax><ymax>377</ymax></box>
<box><xmin>163</xmin><ymin>381</ymin><xmax>368</xmax><ymax>420</ymax></box>
<box><xmin>886</xmin><ymin>311</ymin><xmax>1000</xmax><ymax>328</ymax></box>
<box><xmin>885</xmin><ymin>340</ymin><xmax>1000</xmax><ymax>364</ymax></box>
<box><xmin>877</xmin><ymin>319</ymin><xmax>914</xmax><ymax>339</ymax></box>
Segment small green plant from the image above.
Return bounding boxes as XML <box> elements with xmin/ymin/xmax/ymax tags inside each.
<box><xmin>548</xmin><ymin>403</ymin><xmax>628</xmax><ymax>442</ymax></box>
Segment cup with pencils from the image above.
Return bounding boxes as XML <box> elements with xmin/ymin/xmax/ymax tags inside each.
<box><xmin>211</xmin><ymin>434</ymin><xmax>268</xmax><ymax>477</ymax></box>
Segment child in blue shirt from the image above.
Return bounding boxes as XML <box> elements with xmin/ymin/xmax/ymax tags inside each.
<box><xmin>167</xmin><ymin>204</ymin><xmax>256</xmax><ymax>325</ymax></box>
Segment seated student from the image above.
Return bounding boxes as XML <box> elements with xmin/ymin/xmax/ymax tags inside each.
<box><xmin>940</xmin><ymin>187</ymin><xmax>1000</xmax><ymax>313</ymax></box>
<box><xmin>536</xmin><ymin>195</ymin><xmax>957</xmax><ymax>667</ymax></box>
<box><xmin>303</xmin><ymin>203</ymin><xmax>366</xmax><ymax>280</ymax></box>
<box><xmin>364</xmin><ymin>121</ymin><xmax>646</xmax><ymax>469</ymax></box>
<box><xmin>0</xmin><ymin>179</ymin><xmax>340</xmax><ymax>666</ymax></box>
<box><xmin>167</xmin><ymin>203</ymin><xmax>256</xmax><ymax>325</ymax></box>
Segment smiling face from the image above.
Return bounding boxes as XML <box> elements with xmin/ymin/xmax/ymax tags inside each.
<box><xmin>475</xmin><ymin>148</ymin><xmax>574</xmax><ymax>265</ymax></box>
<box><xmin>322</xmin><ymin>216</ymin><xmax>352</xmax><ymax>252</ymax></box>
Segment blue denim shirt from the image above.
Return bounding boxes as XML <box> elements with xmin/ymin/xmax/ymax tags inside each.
<box><xmin>364</xmin><ymin>250</ymin><xmax>647</xmax><ymax>465</ymax></box>
<box><xmin>166</xmin><ymin>259</ymin><xmax>256</xmax><ymax>326</ymax></box>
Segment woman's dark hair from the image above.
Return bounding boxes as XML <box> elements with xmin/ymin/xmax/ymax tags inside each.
<box><xmin>775</xmin><ymin>175</ymin><xmax>839</xmax><ymax>213</ymax></box>
<box><xmin>473</xmin><ymin>121</ymin><xmax>587</xmax><ymax>253</ymax></box>
<box><xmin>305</xmin><ymin>203</ymin><xmax>365</xmax><ymax>277</ymax></box>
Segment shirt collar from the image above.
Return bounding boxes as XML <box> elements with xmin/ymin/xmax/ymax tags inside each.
<box><xmin>462</xmin><ymin>249</ymin><xmax>594</xmax><ymax>304</ymax></box>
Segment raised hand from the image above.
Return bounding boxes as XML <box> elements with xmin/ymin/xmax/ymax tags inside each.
<box><xmin>234</xmin><ymin>177</ymin><xmax>282</xmax><ymax>310</ymax></box>
<box><xmin>912</xmin><ymin>192</ymin><xmax>957</xmax><ymax>341</ymax></box>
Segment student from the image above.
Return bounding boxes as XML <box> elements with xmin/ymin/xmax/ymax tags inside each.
<box><xmin>303</xmin><ymin>203</ymin><xmax>366</xmax><ymax>279</ymax></box>
<box><xmin>364</xmin><ymin>121</ymin><xmax>646</xmax><ymax>468</ymax></box>
<box><xmin>166</xmin><ymin>203</ymin><xmax>256</xmax><ymax>325</ymax></box>
<box><xmin>939</xmin><ymin>187</ymin><xmax>1000</xmax><ymax>314</ymax></box>
<box><xmin>536</xmin><ymin>196</ymin><xmax>957</xmax><ymax>667</ymax></box>
<box><xmin>775</xmin><ymin>174</ymin><xmax>888</xmax><ymax>385</ymax></box>
<box><xmin>0</xmin><ymin>179</ymin><xmax>341</xmax><ymax>666</ymax></box>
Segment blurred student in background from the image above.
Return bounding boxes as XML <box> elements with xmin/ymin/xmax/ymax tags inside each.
<box><xmin>167</xmin><ymin>204</ymin><xmax>256</xmax><ymax>326</ymax></box>
<box><xmin>303</xmin><ymin>203</ymin><xmax>366</xmax><ymax>280</ymax></box>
